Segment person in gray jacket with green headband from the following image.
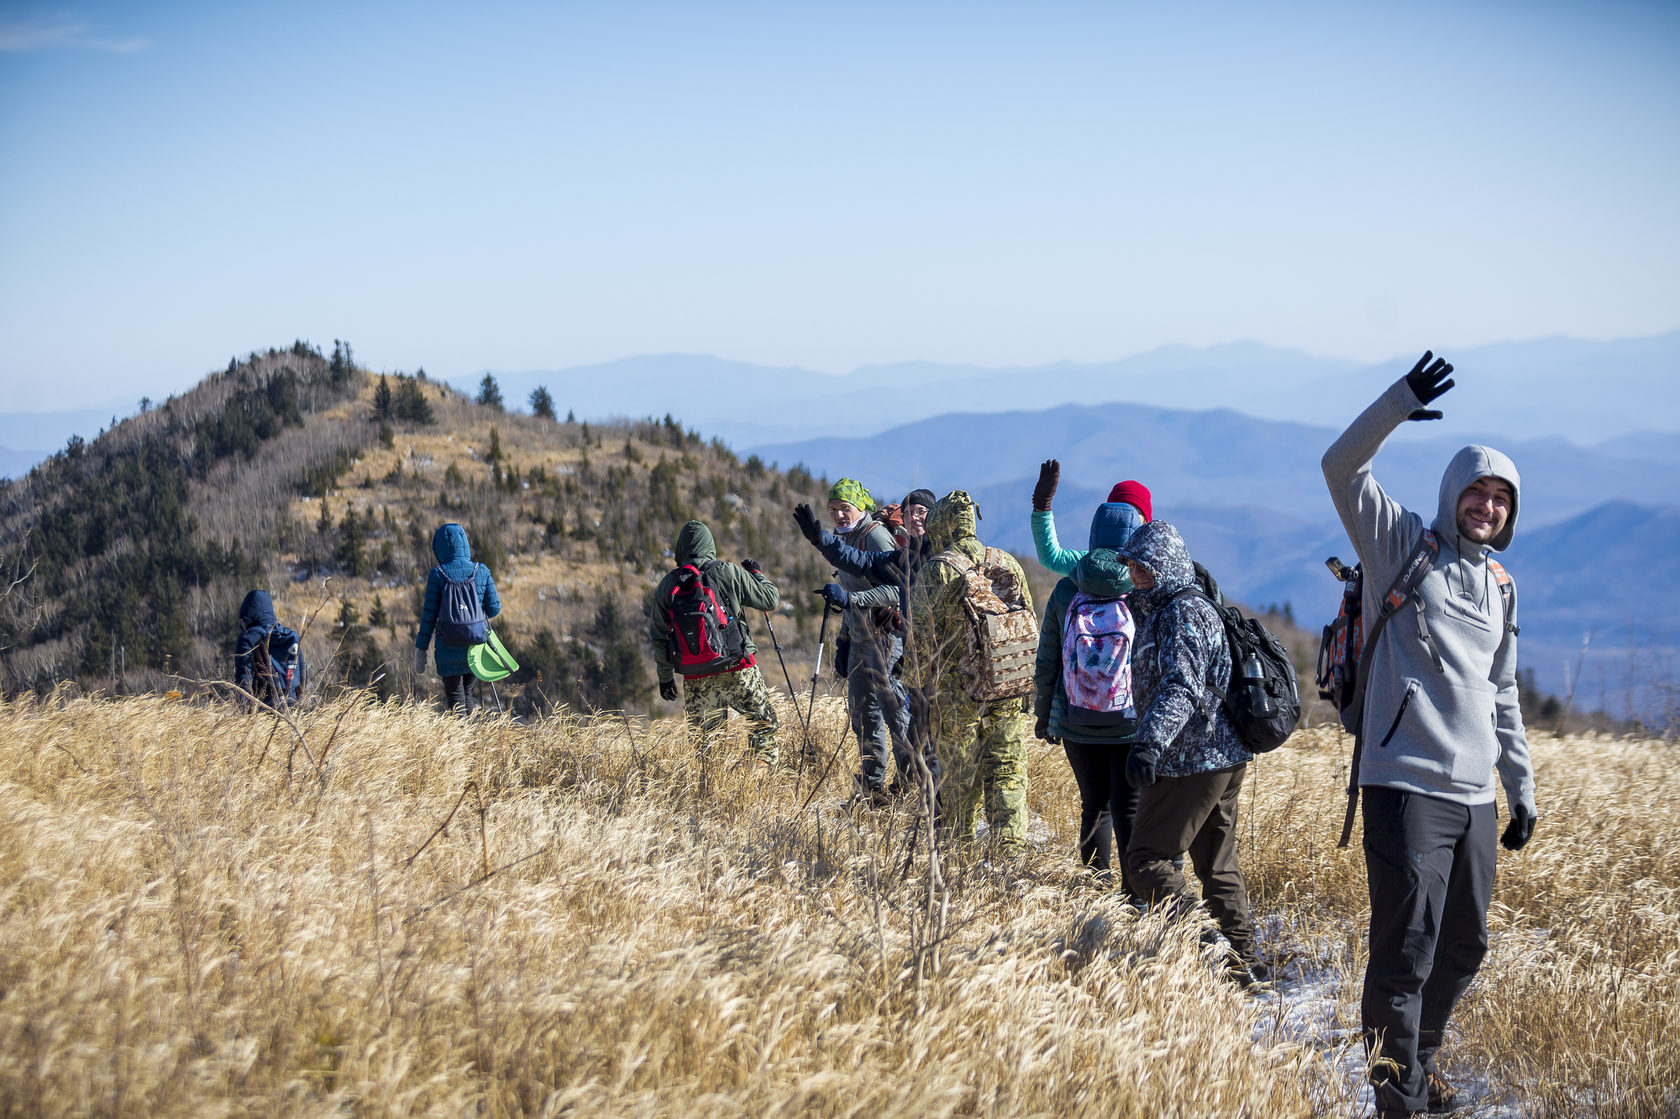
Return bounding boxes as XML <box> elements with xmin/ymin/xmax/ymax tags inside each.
<box><xmin>1323</xmin><ymin>352</ymin><xmax>1538</xmax><ymax>1119</ymax></box>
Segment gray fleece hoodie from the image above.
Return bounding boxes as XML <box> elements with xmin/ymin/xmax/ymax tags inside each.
<box><xmin>1322</xmin><ymin>375</ymin><xmax>1536</xmax><ymax>815</ymax></box>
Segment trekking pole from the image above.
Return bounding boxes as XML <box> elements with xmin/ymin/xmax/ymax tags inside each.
<box><xmin>762</xmin><ymin>610</ymin><xmax>811</xmax><ymax>731</ymax></box>
<box><xmin>796</xmin><ymin>601</ymin><xmax>833</xmax><ymax>794</ymax></box>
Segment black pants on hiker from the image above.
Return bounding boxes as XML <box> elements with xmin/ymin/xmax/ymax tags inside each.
<box><xmin>441</xmin><ymin>674</ymin><xmax>477</xmax><ymax>716</ymax></box>
<box><xmin>1126</xmin><ymin>763</ymin><xmax>1258</xmax><ymax>967</ymax></box>
<box><xmin>1361</xmin><ymin>787</ymin><xmax>1496</xmax><ymax>1116</ymax></box>
<box><xmin>1062</xmin><ymin>740</ymin><xmax>1138</xmax><ymax>880</ymax></box>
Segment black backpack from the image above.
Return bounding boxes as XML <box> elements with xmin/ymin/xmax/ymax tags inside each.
<box><xmin>249</xmin><ymin>625</ymin><xmax>306</xmax><ymax>705</ymax></box>
<box><xmin>1171</xmin><ymin>563</ymin><xmax>1301</xmax><ymax>754</ymax></box>
<box><xmin>435</xmin><ymin>564</ymin><xmax>489</xmax><ymax>646</ymax></box>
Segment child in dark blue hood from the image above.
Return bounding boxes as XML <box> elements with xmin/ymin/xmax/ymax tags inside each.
<box><xmin>414</xmin><ymin>523</ymin><xmax>502</xmax><ymax>714</ymax></box>
<box><xmin>234</xmin><ymin>589</ymin><xmax>304</xmax><ymax>707</ymax></box>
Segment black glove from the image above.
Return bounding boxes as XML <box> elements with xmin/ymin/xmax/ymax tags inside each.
<box><xmin>659</xmin><ymin>679</ymin><xmax>679</xmax><ymax>702</ymax></box>
<box><xmin>1501</xmin><ymin>802</ymin><xmax>1536</xmax><ymax>851</ymax></box>
<box><xmin>818</xmin><ymin>582</ymin><xmax>850</xmax><ymax>610</ymax></box>
<box><xmin>792</xmin><ymin>503</ymin><xmax>823</xmax><ymax>545</ymax></box>
<box><xmin>741</xmin><ymin>558</ymin><xmax>762</xmax><ymax>575</ymax></box>
<box><xmin>1032</xmin><ymin>459</ymin><xmax>1060</xmax><ymax>512</ymax></box>
<box><xmin>1125</xmin><ymin>746</ymin><xmax>1159</xmax><ymax>790</ymax></box>
<box><xmin>1404</xmin><ymin>350</ymin><xmax>1455</xmax><ymax>421</ymax></box>
<box><xmin>833</xmin><ymin>635</ymin><xmax>851</xmax><ymax>679</ymax></box>
<box><xmin>1033</xmin><ymin>716</ymin><xmax>1059</xmax><ymax>745</ymax></box>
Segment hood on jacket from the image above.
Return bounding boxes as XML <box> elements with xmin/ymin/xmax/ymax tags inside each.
<box><xmin>432</xmin><ymin>523</ymin><xmax>473</xmax><ymax>566</ymax></box>
<box><xmin>239</xmin><ymin>589</ymin><xmax>277</xmax><ymax>630</ymax></box>
<box><xmin>674</xmin><ymin>520</ymin><xmax>718</xmax><ymax>567</ymax></box>
<box><xmin>1435</xmin><ymin>444</ymin><xmax>1520</xmax><ymax>553</ymax></box>
<box><xmin>1116</xmin><ymin>520</ymin><xmax>1197</xmax><ymax>610</ymax></box>
<box><xmin>1089</xmin><ymin>502</ymin><xmax>1145</xmax><ymax>552</ymax></box>
<box><xmin>1071</xmin><ymin>548</ymin><xmax>1131</xmax><ymax>598</ymax></box>
<box><xmin>927</xmin><ymin>490</ymin><xmax>980</xmax><ymax>551</ymax></box>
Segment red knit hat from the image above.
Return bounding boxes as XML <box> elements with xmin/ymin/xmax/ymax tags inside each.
<box><xmin>1107</xmin><ymin>480</ymin><xmax>1152</xmax><ymax>521</ymax></box>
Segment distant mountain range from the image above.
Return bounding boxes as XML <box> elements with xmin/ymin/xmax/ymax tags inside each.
<box><xmin>751</xmin><ymin>401</ymin><xmax>1679</xmax><ymax>718</ymax></box>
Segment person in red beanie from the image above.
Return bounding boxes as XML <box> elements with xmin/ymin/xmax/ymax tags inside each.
<box><xmin>1030</xmin><ymin>460</ymin><xmax>1153</xmax><ymax>576</ymax></box>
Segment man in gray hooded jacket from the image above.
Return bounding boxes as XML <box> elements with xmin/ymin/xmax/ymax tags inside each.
<box><xmin>1323</xmin><ymin>352</ymin><xmax>1538</xmax><ymax>1119</ymax></box>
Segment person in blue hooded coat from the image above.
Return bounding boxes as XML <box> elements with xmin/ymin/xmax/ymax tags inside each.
<box><xmin>234</xmin><ymin>589</ymin><xmax>303</xmax><ymax>708</ymax></box>
<box><xmin>1031</xmin><ymin>501</ymin><xmax>1144</xmax><ymax>884</ymax></box>
<box><xmin>414</xmin><ymin>523</ymin><xmax>502</xmax><ymax>714</ymax></box>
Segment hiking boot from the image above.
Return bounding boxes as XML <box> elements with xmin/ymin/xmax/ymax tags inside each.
<box><xmin>845</xmin><ymin>777</ymin><xmax>892</xmax><ymax>810</ymax></box>
<box><xmin>1225</xmin><ymin>959</ymin><xmax>1272</xmax><ymax>991</ymax></box>
<box><xmin>1425</xmin><ymin>1070</ymin><xmax>1460</xmax><ymax>1113</ymax></box>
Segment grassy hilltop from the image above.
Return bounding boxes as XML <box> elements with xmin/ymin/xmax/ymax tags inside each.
<box><xmin>0</xmin><ymin>694</ymin><xmax>1675</xmax><ymax>1117</ymax></box>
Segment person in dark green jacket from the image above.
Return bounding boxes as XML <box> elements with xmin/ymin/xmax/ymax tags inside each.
<box><xmin>1033</xmin><ymin>501</ymin><xmax>1145</xmax><ymax>884</ymax></box>
<box><xmin>648</xmin><ymin>520</ymin><xmax>782</xmax><ymax>768</ymax></box>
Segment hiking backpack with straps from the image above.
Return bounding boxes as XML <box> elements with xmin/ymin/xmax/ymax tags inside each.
<box><xmin>1061</xmin><ymin>592</ymin><xmax>1136</xmax><ymax>726</ymax></box>
<box><xmin>1170</xmin><ymin>563</ymin><xmax>1301</xmax><ymax>754</ymax></box>
<box><xmin>1317</xmin><ymin>529</ymin><xmax>1516</xmax><ymax>846</ymax></box>
<box><xmin>250</xmin><ymin>626</ymin><xmax>306</xmax><ymax>704</ymax></box>
<box><xmin>929</xmin><ymin>546</ymin><xmax>1039</xmax><ymax>702</ymax></box>
<box><xmin>664</xmin><ymin>561</ymin><xmax>747</xmax><ymax>676</ymax></box>
<box><xmin>434</xmin><ymin>563</ymin><xmax>489</xmax><ymax>646</ymax></box>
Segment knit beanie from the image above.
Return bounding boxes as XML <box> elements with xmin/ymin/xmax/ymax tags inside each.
<box><xmin>902</xmin><ymin>488</ymin><xmax>937</xmax><ymax>511</ymax></box>
<box><xmin>1107</xmin><ymin>480</ymin><xmax>1153</xmax><ymax>522</ymax></box>
<box><xmin>827</xmin><ymin>477</ymin><xmax>874</xmax><ymax>512</ymax></box>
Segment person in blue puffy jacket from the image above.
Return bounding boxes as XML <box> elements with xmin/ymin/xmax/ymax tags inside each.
<box><xmin>414</xmin><ymin>523</ymin><xmax>501</xmax><ymax>714</ymax></box>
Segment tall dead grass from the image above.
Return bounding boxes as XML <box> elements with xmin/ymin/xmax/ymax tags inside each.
<box><xmin>0</xmin><ymin>695</ymin><xmax>1673</xmax><ymax>1117</ymax></box>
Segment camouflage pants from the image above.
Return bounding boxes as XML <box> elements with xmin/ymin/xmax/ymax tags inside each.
<box><xmin>683</xmin><ymin>663</ymin><xmax>780</xmax><ymax>764</ymax></box>
<box><xmin>930</xmin><ymin>692</ymin><xmax>1028</xmax><ymax>854</ymax></box>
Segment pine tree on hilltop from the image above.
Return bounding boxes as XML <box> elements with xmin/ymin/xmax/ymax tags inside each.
<box><xmin>477</xmin><ymin>374</ymin><xmax>504</xmax><ymax>410</ymax></box>
<box><xmin>529</xmin><ymin>386</ymin><xmax>557</xmax><ymax>421</ymax></box>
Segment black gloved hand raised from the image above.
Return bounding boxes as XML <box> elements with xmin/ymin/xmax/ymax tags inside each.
<box><xmin>792</xmin><ymin>504</ymin><xmax>824</xmax><ymax>545</ymax></box>
<box><xmin>1501</xmin><ymin>802</ymin><xmax>1536</xmax><ymax>851</ymax></box>
<box><xmin>659</xmin><ymin>679</ymin><xmax>679</xmax><ymax>702</ymax></box>
<box><xmin>1125</xmin><ymin>746</ymin><xmax>1159</xmax><ymax>790</ymax></box>
<box><xmin>1032</xmin><ymin>459</ymin><xmax>1060</xmax><ymax>512</ymax></box>
<box><xmin>1404</xmin><ymin>351</ymin><xmax>1455</xmax><ymax>421</ymax></box>
<box><xmin>818</xmin><ymin>582</ymin><xmax>850</xmax><ymax>610</ymax></box>
<box><xmin>741</xmin><ymin>558</ymin><xmax>762</xmax><ymax>575</ymax></box>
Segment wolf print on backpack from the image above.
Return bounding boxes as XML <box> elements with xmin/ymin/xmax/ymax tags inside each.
<box><xmin>665</xmin><ymin>561</ymin><xmax>747</xmax><ymax>676</ymax></box>
<box><xmin>1061</xmin><ymin>592</ymin><xmax>1135</xmax><ymax>726</ymax></box>
<box><xmin>434</xmin><ymin>563</ymin><xmax>489</xmax><ymax>646</ymax></box>
<box><xmin>929</xmin><ymin>546</ymin><xmax>1039</xmax><ymax>702</ymax></box>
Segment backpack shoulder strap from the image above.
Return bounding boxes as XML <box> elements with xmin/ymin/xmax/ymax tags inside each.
<box><xmin>929</xmin><ymin>548</ymin><xmax>975</xmax><ymax>578</ymax></box>
<box><xmin>1486</xmin><ymin>557</ymin><xmax>1517</xmax><ymax>634</ymax></box>
<box><xmin>1377</xmin><ymin>529</ymin><xmax>1439</xmax><ymax>619</ymax></box>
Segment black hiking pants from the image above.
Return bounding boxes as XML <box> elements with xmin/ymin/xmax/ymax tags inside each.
<box><xmin>441</xmin><ymin>674</ymin><xmax>477</xmax><ymax>716</ymax></box>
<box><xmin>1062</xmin><ymin>740</ymin><xmax>1138</xmax><ymax>880</ymax></box>
<box><xmin>1361</xmin><ymin>787</ymin><xmax>1496</xmax><ymax>1116</ymax></box>
<box><xmin>1126</xmin><ymin>763</ymin><xmax>1258</xmax><ymax>966</ymax></box>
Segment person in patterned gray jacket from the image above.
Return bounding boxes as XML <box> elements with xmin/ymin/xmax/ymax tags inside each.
<box><xmin>1116</xmin><ymin>519</ymin><xmax>1264</xmax><ymax>986</ymax></box>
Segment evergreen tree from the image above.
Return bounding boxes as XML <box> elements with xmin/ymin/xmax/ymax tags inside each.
<box><xmin>477</xmin><ymin>374</ymin><xmax>504</xmax><ymax>410</ymax></box>
<box><xmin>373</xmin><ymin>375</ymin><xmax>393</xmax><ymax>421</ymax></box>
<box><xmin>529</xmin><ymin>385</ymin><xmax>557</xmax><ymax>421</ymax></box>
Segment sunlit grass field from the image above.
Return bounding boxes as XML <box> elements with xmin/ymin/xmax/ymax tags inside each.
<box><xmin>2</xmin><ymin>692</ymin><xmax>1674</xmax><ymax>1117</ymax></box>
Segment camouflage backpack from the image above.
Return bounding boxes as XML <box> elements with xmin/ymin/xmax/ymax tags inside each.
<box><xmin>929</xmin><ymin>546</ymin><xmax>1039</xmax><ymax>702</ymax></box>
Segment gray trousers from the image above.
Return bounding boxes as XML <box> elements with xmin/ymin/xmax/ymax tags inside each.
<box><xmin>1361</xmin><ymin>787</ymin><xmax>1496</xmax><ymax>1115</ymax></box>
<box><xmin>848</xmin><ymin>632</ymin><xmax>913</xmax><ymax>790</ymax></box>
<box><xmin>1126</xmin><ymin>763</ymin><xmax>1258</xmax><ymax>966</ymax></box>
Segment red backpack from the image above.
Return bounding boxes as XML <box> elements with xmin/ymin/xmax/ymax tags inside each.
<box><xmin>665</xmin><ymin>561</ymin><xmax>747</xmax><ymax>676</ymax></box>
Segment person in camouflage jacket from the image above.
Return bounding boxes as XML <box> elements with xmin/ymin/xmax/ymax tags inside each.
<box><xmin>907</xmin><ymin>490</ymin><xmax>1033</xmax><ymax>854</ymax></box>
<box><xmin>1115</xmin><ymin>519</ymin><xmax>1263</xmax><ymax>984</ymax></box>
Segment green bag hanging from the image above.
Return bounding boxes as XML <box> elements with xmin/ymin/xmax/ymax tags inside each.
<box><xmin>467</xmin><ymin>629</ymin><xmax>520</xmax><ymax>682</ymax></box>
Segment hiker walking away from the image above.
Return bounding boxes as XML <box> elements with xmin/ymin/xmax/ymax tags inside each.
<box><xmin>906</xmin><ymin>490</ymin><xmax>1037</xmax><ymax>855</ymax></box>
<box><xmin>1323</xmin><ymin>353</ymin><xmax>1536</xmax><ymax>1119</ymax></box>
<box><xmin>792</xmin><ymin>498</ymin><xmax>937</xmax><ymax>804</ymax></box>
<box><xmin>816</xmin><ymin>478</ymin><xmax>916</xmax><ymax>803</ymax></box>
<box><xmin>414</xmin><ymin>523</ymin><xmax>501</xmax><ymax>715</ymax></box>
<box><xmin>1032</xmin><ymin>500</ymin><xmax>1146</xmax><ymax>885</ymax></box>
<box><xmin>234</xmin><ymin>589</ymin><xmax>304</xmax><ymax>710</ymax></box>
<box><xmin>1032</xmin><ymin>459</ymin><xmax>1153</xmax><ymax>575</ymax></box>
<box><xmin>649</xmin><ymin>520</ymin><xmax>782</xmax><ymax>768</ymax></box>
<box><xmin>1116</xmin><ymin>520</ymin><xmax>1266</xmax><ymax>987</ymax></box>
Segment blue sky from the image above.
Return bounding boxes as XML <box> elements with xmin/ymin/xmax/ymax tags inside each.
<box><xmin>1</xmin><ymin>0</ymin><xmax>1676</xmax><ymax>412</ymax></box>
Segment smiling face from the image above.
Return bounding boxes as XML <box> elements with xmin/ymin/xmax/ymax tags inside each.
<box><xmin>827</xmin><ymin>500</ymin><xmax>862</xmax><ymax>530</ymax></box>
<box><xmin>1126</xmin><ymin>560</ymin><xmax>1156</xmax><ymax>591</ymax></box>
<box><xmin>903</xmin><ymin>502</ymin><xmax>929</xmax><ymax>538</ymax></box>
<box><xmin>1456</xmin><ymin>476</ymin><xmax>1514</xmax><ymax>546</ymax></box>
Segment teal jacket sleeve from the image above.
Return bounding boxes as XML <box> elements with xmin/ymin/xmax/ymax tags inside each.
<box><xmin>1032</xmin><ymin>510</ymin><xmax>1084</xmax><ymax>576</ymax></box>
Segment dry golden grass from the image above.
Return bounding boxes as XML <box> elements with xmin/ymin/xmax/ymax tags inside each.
<box><xmin>1</xmin><ymin>696</ymin><xmax>1674</xmax><ymax>1117</ymax></box>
